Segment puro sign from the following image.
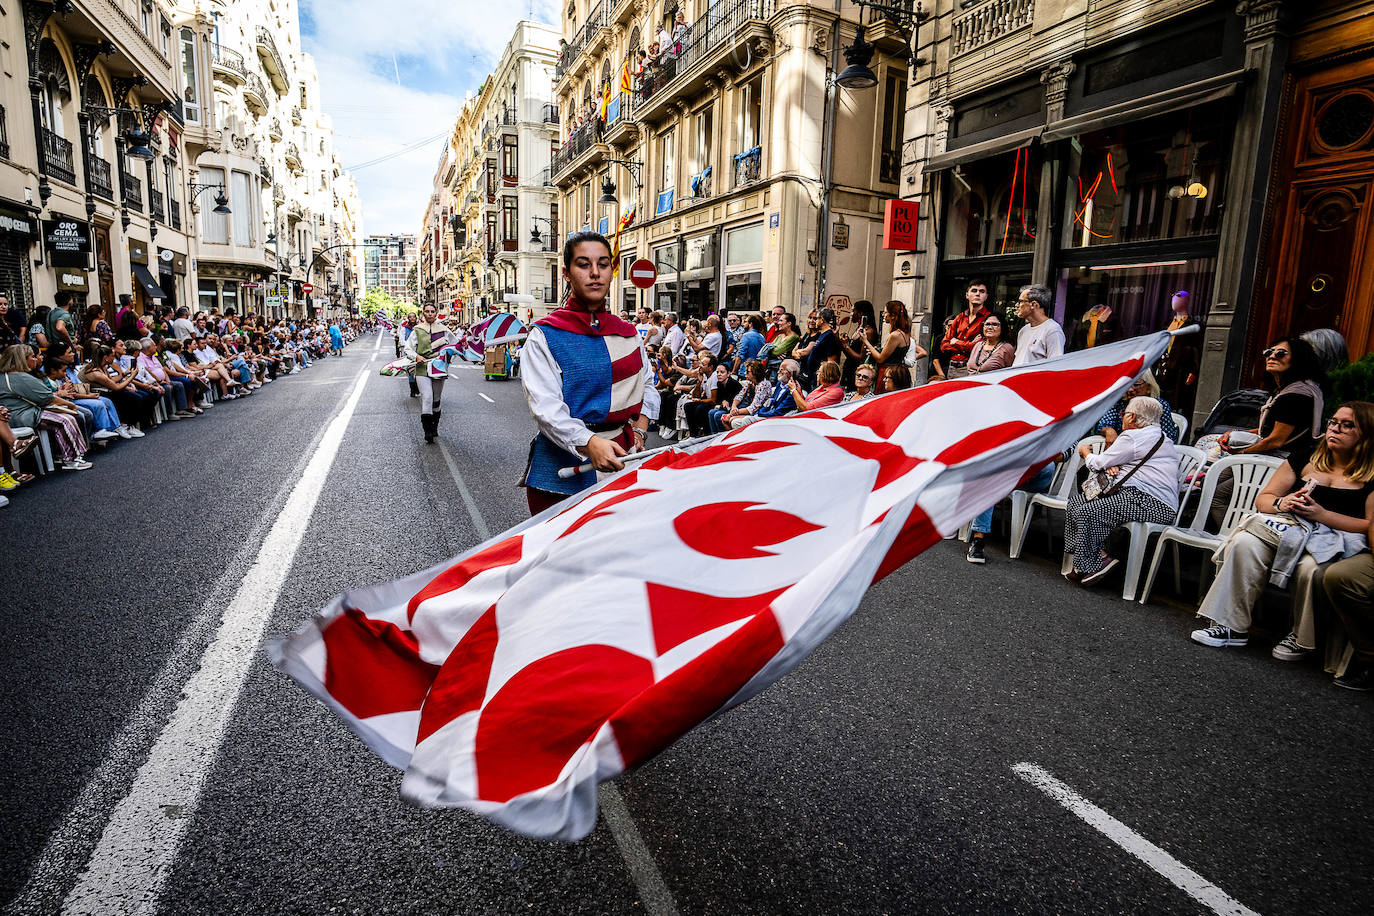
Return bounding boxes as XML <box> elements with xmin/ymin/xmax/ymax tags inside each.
<box><xmin>881</xmin><ymin>199</ymin><xmax>919</xmax><ymax>251</ymax></box>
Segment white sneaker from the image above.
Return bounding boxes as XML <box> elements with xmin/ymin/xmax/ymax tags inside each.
<box><xmin>126</xmin><ymin>425</ymin><xmax>146</xmax><ymax>438</ymax></box>
<box><xmin>0</xmin><ymin>493</ymin><xmax>8</xmax><ymax>508</ymax></box>
<box><xmin>92</xmin><ymin>429</ymin><xmax>119</xmax><ymax>441</ymax></box>
<box><xmin>116</xmin><ymin>425</ymin><xmax>133</xmax><ymax>439</ymax></box>
<box><xmin>60</xmin><ymin>459</ymin><xmax>93</xmax><ymax>471</ymax></box>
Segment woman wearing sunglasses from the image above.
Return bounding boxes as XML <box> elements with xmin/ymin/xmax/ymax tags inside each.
<box><xmin>1219</xmin><ymin>337</ymin><xmax>1325</xmax><ymax>458</ymax></box>
<box><xmin>1191</xmin><ymin>402</ymin><xmax>1374</xmax><ymax>683</ymax></box>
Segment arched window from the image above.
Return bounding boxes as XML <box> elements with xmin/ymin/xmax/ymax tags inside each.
<box><xmin>37</xmin><ymin>38</ymin><xmax>72</xmax><ymax>136</ymax></box>
<box><xmin>628</xmin><ymin>26</ymin><xmax>642</xmax><ymax>55</ymax></box>
<box><xmin>82</xmin><ymin>76</ymin><xmax>111</xmax><ymax>160</ymax></box>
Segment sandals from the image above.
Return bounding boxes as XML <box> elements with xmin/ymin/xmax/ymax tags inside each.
<box><xmin>13</xmin><ymin>436</ymin><xmax>36</xmax><ymax>459</ymax></box>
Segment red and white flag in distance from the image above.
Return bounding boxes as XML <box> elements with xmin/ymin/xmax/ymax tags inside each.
<box><xmin>269</xmin><ymin>332</ymin><xmax>1175</xmax><ymax>840</ymax></box>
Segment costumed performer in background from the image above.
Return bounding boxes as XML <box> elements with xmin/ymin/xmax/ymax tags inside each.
<box><xmin>520</xmin><ymin>230</ymin><xmax>648</xmax><ymax>515</ymax></box>
<box><xmin>403</xmin><ymin>302</ymin><xmax>452</xmax><ymax>444</ymax></box>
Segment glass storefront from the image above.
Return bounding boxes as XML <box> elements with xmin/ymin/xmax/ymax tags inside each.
<box><xmin>1058</xmin><ymin>256</ymin><xmax>1216</xmax><ymax>345</ymax></box>
<box><xmin>943</xmin><ymin>147</ymin><xmax>1040</xmax><ymax>260</ymax></box>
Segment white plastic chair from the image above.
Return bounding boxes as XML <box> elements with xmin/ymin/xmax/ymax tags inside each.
<box><xmin>1138</xmin><ymin>453</ymin><xmax>1283</xmax><ymax>604</ymax></box>
<box><xmin>1171</xmin><ymin>411</ymin><xmax>1189</xmax><ymax>443</ymax></box>
<box><xmin>1008</xmin><ymin>435</ymin><xmax>1105</xmax><ymax>560</ymax></box>
<box><xmin>9</xmin><ymin>425</ymin><xmax>50</xmax><ymax>475</ymax></box>
<box><xmin>1118</xmin><ymin>444</ymin><xmax>1206</xmax><ymax>601</ymax></box>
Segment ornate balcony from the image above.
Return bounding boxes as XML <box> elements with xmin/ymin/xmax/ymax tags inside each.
<box><xmin>212</xmin><ymin>45</ymin><xmax>247</xmax><ymax>85</ymax></box>
<box><xmin>149</xmin><ymin>187</ymin><xmax>165</xmax><ymax>222</ymax></box>
<box><xmin>256</xmin><ymin>27</ymin><xmax>289</xmax><ymax>93</ymax></box>
<box><xmin>244</xmin><ymin>72</ymin><xmax>268</xmax><ymax>115</ymax></box>
<box><xmin>122</xmin><ymin>171</ymin><xmax>143</xmax><ymax>212</ymax></box>
<box><xmin>268</xmin><ymin>117</ymin><xmax>283</xmax><ymax>141</ymax></box>
<box><xmin>273</xmin><ymin>182</ymin><xmax>285</xmax><ymax>203</ymax></box>
<box><xmin>951</xmin><ymin>0</ymin><xmax>1033</xmax><ymax>58</ymax></box>
<box><xmin>291</xmin><ymin>105</ymin><xmax>302</xmax><ymax>125</ymax></box>
<box><xmin>88</xmin><ymin>154</ymin><xmax>115</xmax><ymax>201</ymax></box>
<box><xmin>554</xmin><ymin>1</ymin><xmax>611</xmax><ymax>86</ymax></box>
<box><xmin>551</xmin><ymin>122</ymin><xmax>600</xmax><ymax>182</ymax></box>
<box><xmin>169</xmin><ymin>199</ymin><xmax>182</xmax><ymax>230</ymax></box>
<box><xmin>285</xmin><ymin>142</ymin><xmax>303</xmax><ymax>172</ymax></box>
<box><xmin>41</xmin><ymin>129</ymin><xmax>76</xmax><ymax>185</ymax></box>
<box><xmin>732</xmin><ymin>147</ymin><xmax>761</xmax><ymax>189</ymax></box>
<box><xmin>633</xmin><ymin>0</ymin><xmax>775</xmax><ymax>123</ymax></box>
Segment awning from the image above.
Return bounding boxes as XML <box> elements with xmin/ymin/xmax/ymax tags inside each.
<box><xmin>1042</xmin><ymin>70</ymin><xmax>1248</xmax><ymax>142</ymax></box>
<box><xmin>132</xmin><ymin>263</ymin><xmax>168</xmax><ymax>300</ymax></box>
<box><xmin>924</xmin><ymin>126</ymin><xmax>1042</xmax><ymax>173</ymax></box>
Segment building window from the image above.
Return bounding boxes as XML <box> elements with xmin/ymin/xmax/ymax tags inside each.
<box><xmin>198</xmin><ymin>279</ymin><xmax>218</xmax><ymax>311</ymax></box>
<box><xmin>550</xmin><ymin>202</ymin><xmax>559</xmax><ymax>240</ymax></box>
<box><xmin>943</xmin><ymin>148</ymin><xmax>1040</xmax><ymax>260</ymax></box>
<box><xmin>502</xmin><ymin>135</ymin><xmax>518</xmax><ymax>183</ymax></box>
<box><xmin>199</xmin><ymin>166</ymin><xmax>229</xmax><ymax>243</ymax></box>
<box><xmin>659</xmin><ymin>129</ymin><xmax>675</xmax><ymax>194</ymax></box>
<box><xmin>502</xmin><ymin>197</ymin><xmax>518</xmax><ymax>246</ymax></box>
<box><xmin>299</xmin><ymin>83</ymin><xmax>308</xmax><ymax>109</ymax></box>
<box><xmin>140</xmin><ymin>2</ymin><xmax>151</xmax><ymax>34</ymax></box>
<box><xmin>740</xmin><ymin>76</ymin><xmax>763</xmax><ymax>151</ymax></box>
<box><xmin>690</xmin><ymin>106</ymin><xmax>712</xmax><ymax>196</ymax></box>
<box><xmin>880</xmin><ymin>73</ymin><xmax>906</xmax><ymax>184</ymax></box>
<box><xmin>231</xmin><ymin>170</ymin><xmax>253</xmax><ymax>245</ymax></box>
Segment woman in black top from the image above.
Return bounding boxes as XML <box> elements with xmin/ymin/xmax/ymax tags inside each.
<box><xmin>1192</xmin><ymin>401</ymin><xmax>1374</xmax><ymax>666</ymax></box>
<box><xmin>1220</xmin><ymin>336</ymin><xmax>1325</xmax><ymax>458</ymax></box>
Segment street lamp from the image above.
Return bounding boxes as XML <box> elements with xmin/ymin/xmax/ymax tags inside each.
<box><xmin>835</xmin><ymin>1</ymin><xmax>930</xmax><ymax>92</ymax></box>
<box><xmin>529</xmin><ymin>215</ymin><xmax>556</xmax><ymax>247</ymax></box>
<box><xmin>189</xmin><ymin>180</ymin><xmax>231</xmax><ymax>214</ymax></box>
<box><xmin>597</xmin><ymin>158</ymin><xmax>645</xmax><ymax>204</ymax></box>
<box><xmin>835</xmin><ymin>26</ymin><xmax>879</xmax><ymax>90</ymax></box>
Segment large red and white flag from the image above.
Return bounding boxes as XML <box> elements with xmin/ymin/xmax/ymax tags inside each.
<box><xmin>269</xmin><ymin>332</ymin><xmax>1174</xmax><ymax>840</ymax></box>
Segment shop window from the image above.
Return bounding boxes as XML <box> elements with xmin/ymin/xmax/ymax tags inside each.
<box><xmin>725</xmin><ymin>271</ymin><xmax>762</xmax><ymax>314</ymax></box>
<box><xmin>1066</xmin><ymin>104</ymin><xmax>1229</xmax><ymax>248</ymax></box>
<box><xmin>1058</xmin><ymin>256</ymin><xmax>1216</xmax><ymax>347</ymax></box>
<box><xmin>726</xmin><ymin>223</ymin><xmax>763</xmax><ymax>266</ymax></box>
<box><xmin>198</xmin><ymin>279</ymin><xmax>217</xmax><ymax>311</ymax></box>
<box><xmin>943</xmin><ymin>147</ymin><xmax>1039</xmax><ymax>259</ymax></box>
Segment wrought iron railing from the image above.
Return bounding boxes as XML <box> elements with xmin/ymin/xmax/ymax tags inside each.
<box><xmin>951</xmin><ymin>0</ymin><xmax>1033</xmax><ymax>57</ymax></box>
<box><xmin>122</xmin><ymin>172</ymin><xmax>143</xmax><ymax>212</ymax></box>
<box><xmin>551</xmin><ymin>124</ymin><xmax>597</xmax><ymax>179</ymax></box>
<box><xmin>556</xmin><ymin>0</ymin><xmax>610</xmax><ymax>79</ymax></box>
<box><xmin>212</xmin><ymin>44</ymin><xmax>247</xmax><ymax>79</ymax></box>
<box><xmin>634</xmin><ymin>0</ymin><xmax>774</xmax><ymax>108</ymax></box>
<box><xmin>149</xmin><ymin>187</ymin><xmax>165</xmax><ymax>222</ymax></box>
<box><xmin>732</xmin><ymin>147</ymin><xmax>761</xmax><ymax>188</ymax></box>
<box><xmin>88</xmin><ymin>154</ymin><xmax>115</xmax><ymax>200</ymax></box>
<box><xmin>542</xmin><ymin>103</ymin><xmax>559</xmax><ymax>124</ymax></box>
<box><xmin>41</xmin><ymin>128</ymin><xmax>76</xmax><ymax>184</ymax></box>
<box><xmin>0</xmin><ymin>105</ymin><xmax>10</xmax><ymax>160</ymax></box>
<box><xmin>169</xmin><ymin>199</ymin><xmax>182</xmax><ymax>230</ymax></box>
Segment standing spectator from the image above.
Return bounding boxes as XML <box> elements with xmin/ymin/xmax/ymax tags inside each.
<box><xmin>114</xmin><ymin>294</ymin><xmax>143</xmax><ymax>340</ymax></box>
<box><xmin>644</xmin><ymin>310</ymin><xmax>665</xmax><ymax>350</ymax></box>
<box><xmin>940</xmin><ymin>280</ymin><xmax>992</xmax><ymax>377</ymax></box>
<box><xmin>794</xmin><ymin>308</ymin><xmax>842</xmax><ymax>387</ymax></box>
<box><xmin>27</xmin><ymin>306</ymin><xmax>50</xmax><ymax>352</ymax></box>
<box><xmin>0</xmin><ymin>293</ymin><xmax>25</xmax><ymax>347</ymax></box>
<box><xmin>769</xmin><ymin>313</ymin><xmax>801</xmax><ymax>365</ymax></box>
<box><xmin>45</xmin><ymin>291</ymin><xmax>76</xmax><ymax>348</ymax></box>
<box><xmin>859</xmin><ymin>300</ymin><xmax>918</xmax><ymax>390</ymax></box>
<box><xmin>839</xmin><ymin>300</ymin><xmax>880</xmax><ymax>385</ymax></box>
<box><xmin>765</xmin><ymin>304</ymin><xmax>786</xmax><ymax>342</ymax></box>
<box><xmin>171</xmin><ymin>306</ymin><xmax>197</xmax><ymax>341</ymax></box>
<box><xmin>732</xmin><ymin>314</ymin><xmax>767</xmax><ymax>375</ymax></box>
<box><xmin>662</xmin><ymin>311</ymin><xmax>686</xmax><ymax>358</ymax></box>
<box><xmin>965</xmin><ymin>314</ymin><xmax>1015</xmax><ymax>375</ymax></box>
<box><xmin>1011</xmin><ymin>284</ymin><xmax>1065</xmax><ymax>367</ymax></box>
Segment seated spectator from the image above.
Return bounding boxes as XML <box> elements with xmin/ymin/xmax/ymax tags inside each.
<box><xmin>788</xmin><ymin>360</ymin><xmax>844</xmax><ymax>412</ymax></box>
<box><xmin>79</xmin><ymin>345</ymin><xmax>148</xmax><ymax>436</ymax></box>
<box><xmin>1320</xmin><ymin>526</ymin><xmax>1374</xmax><ymax>691</ymax></box>
<box><xmin>881</xmin><ymin>366</ymin><xmax>912</xmax><ymax>392</ymax></box>
<box><xmin>0</xmin><ymin>403</ymin><xmax>38</xmax><ymax>487</ymax></box>
<box><xmin>1095</xmin><ymin>371</ymin><xmax>1179</xmax><ymax>444</ymax></box>
<box><xmin>718</xmin><ymin>360</ymin><xmax>772</xmax><ymax>430</ymax></box>
<box><xmin>1191</xmin><ymin>401</ymin><xmax>1374</xmax><ymax>658</ymax></box>
<box><xmin>40</xmin><ymin>352</ymin><xmax>120</xmax><ymax>442</ymax></box>
<box><xmin>686</xmin><ymin>363</ymin><xmax>740</xmax><ymax>436</ymax></box>
<box><xmin>965</xmin><ymin>314</ymin><xmax>1015</xmax><ymax>375</ymax></box>
<box><xmin>1064</xmin><ymin>396</ymin><xmax>1180</xmax><ymax>584</ymax></box>
<box><xmin>187</xmin><ymin>337</ymin><xmax>242</xmax><ymax>399</ymax></box>
<box><xmin>732</xmin><ymin>359</ymin><xmax>801</xmax><ymax>428</ymax></box>
<box><xmin>794</xmin><ymin>308</ymin><xmax>842</xmax><ymax>388</ymax></box>
<box><xmin>846</xmin><ymin>364</ymin><xmax>876</xmax><ymax>402</ymax></box>
<box><xmin>0</xmin><ymin>294</ymin><xmax>25</xmax><ymax>348</ymax></box>
<box><xmin>1216</xmin><ymin>336</ymin><xmax>1325</xmax><ymax>459</ymax></box>
<box><xmin>672</xmin><ymin>350</ymin><xmax>718</xmax><ymax>439</ymax></box>
<box><xmin>0</xmin><ymin>344</ymin><xmax>92</xmax><ymax>470</ymax></box>
<box><xmin>163</xmin><ymin>339</ymin><xmax>211</xmax><ymax>406</ymax></box>
<box><xmin>139</xmin><ymin>337</ymin><xmax>199</xmax><ymax>418</ymax></box>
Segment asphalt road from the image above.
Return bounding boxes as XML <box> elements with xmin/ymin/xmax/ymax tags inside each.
<box><xmin>3</xmin><ymin>331</ymin><xmax>1370</xmax><ymax>915</ymax></box>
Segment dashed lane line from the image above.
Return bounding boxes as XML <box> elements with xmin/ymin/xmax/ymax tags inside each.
<box><xmin>478</xmin><ymin>392</ymin><xmax>495</xmax><ymax>404</ymax></box>
<box><xmin>435</xmin><ymin>439</ymin><xmax>680</xmax><ymax>916</ymax></box>
<box><xmin>53</xmin><ymin>368</ymin><xmax>372</xmax><ymax>916</ymax></box>
<box><xmin>1013</xmin><ymin>763</ymin><xmax>1259</xmax><ymax>916</ymax></box>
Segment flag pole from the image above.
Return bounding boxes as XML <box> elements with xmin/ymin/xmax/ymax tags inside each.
<box><xmin>557</xmin><ymin>434</ymin><xmax>717</xmax><ymax>478</ymax></box>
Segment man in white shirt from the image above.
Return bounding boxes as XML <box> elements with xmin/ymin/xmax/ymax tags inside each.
<box><xmin>171</xmin><ymin>306</ymin><xmax>197</xmax><ymax>341</ymax></box>
<box><xmin>662</xmin><ymin>311</ymin><xmax>686</xmax><ymax>357</ymax></box>
<box><xmin>1011</xmin><ymin>284</ymin><xmax>1065</xmax><ymax>367</ymax></box>
<box><xmin>634</xmin><ymin>306</ymin><xmax>653</xmax><ymax>341</ymax></box>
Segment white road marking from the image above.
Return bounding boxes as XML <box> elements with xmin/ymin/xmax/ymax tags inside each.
<box><xmin>478</xmin><ymin>392</ymin><xmax>494</xmax><ymax>404</ymax></box>
<box><xmin>435</xmin><ymin>440</ymin><xmax>678</xmax><ymax>916</ymax></box>
<box><xmin>57</xmin><ymin>368</ymin><xmax>372</xmax><ymax>916</ymax></box>
<box><xmin>1012</xmin><ymin>763</ymin><xmax>1259</xmax><ymax>916</ymax></box>
<box><xmin>372</xmin><ymin>330</ymin><xmax>383</xmax><ymax>352</ymax></box>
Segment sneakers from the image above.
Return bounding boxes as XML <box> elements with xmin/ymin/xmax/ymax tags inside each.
<box><xmin>60</xmin><ymin>458</ymin><xmax>93</xmax><ymax>471</ymax></box>
<box><xmin>966</xmin><ymin>538</ymin><xmax>987</xmax><ymax>564</ymax></box>
<box><xmin>1333</xmin><ymin>662</ymin><xmax>1374</xmax><ymax>692</ymax></box>
<box><xmin>92</xmin><ymin>429</ymin><xmax>119</xmax><ymax>441</ymax></box>
<box><xmin>1081</xmin><ymin>557</ymin><xmax>1120</xmax><ymax>586</ymax></box>
<box><xmin>116</xmin><ymin>425</ymin><xmax>134</xmax><ymax>439</ymax></box>
<box><xmin>0</xmin><ymin>471</ymin><xmax>17</xmax><ymax>490</ymax></box>
<box><xmin>1191</xmin><ymin>623</ymin><xmax>1249</xmax><ymax>648</ymax></box>
<box><xmin>1271</xmin><ymin>633</ymin><xmax>1311</xmax><ymax>662</ymax></box>
<box><xmin>124</xmin><ymin>425</ymin><xmax>145</xmax><ymax>438</ymax></box>
<box><xmin>0</xmin><ymin>493</ymin><xmax>7</xmax><ymax>508</ymax></box>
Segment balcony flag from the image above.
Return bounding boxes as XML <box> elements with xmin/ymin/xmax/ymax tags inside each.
<box><xmin>269</xmin><ymin>332</ymin><xmax>1175</xmax><ymax>842</ymax></box>
<box><xmin>610</xmin><ymin>202</ymin><xmax>637</xmax><ymax>277</ymax></box>
<box><xmin>619</xmin><ymin>57</ymin><xmax>632</xmax><ymax>94</ymax></box>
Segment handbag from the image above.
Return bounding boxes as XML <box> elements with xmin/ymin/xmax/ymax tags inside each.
<box><xmin>1081</xmin><ymin>432</ymin><xmax>1165</xmax><ymax>501</ymax></box>
<box><xmin>1237</xmin><ymin>512</ymin><xmax>1298</xmax><ymax>547</ymax></box>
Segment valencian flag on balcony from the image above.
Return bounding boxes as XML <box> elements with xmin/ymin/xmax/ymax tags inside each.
<box><xmin>609</xmin><ymin>202</ymin><xmax>637</xmax><ymax>277</ymax></box>
<box><xmin>619</xmin><ymin>57</ymin><xmax>632</xmax><ymax>93</ymax></box>
<box><xmin>269</xmin><ymin>332</ymin><xmax>1175</xmax><ymax>841</ymax></box>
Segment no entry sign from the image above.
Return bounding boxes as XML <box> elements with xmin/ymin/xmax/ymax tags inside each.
<box><xmin>629</xmin><ymin>258</ymin><xmax>657</xmax><ymax>289</ymax></box>
<box><xmin>302</xmin><ymin>282</ymin><xmax>314</xmax><ymax>295</ymax></box>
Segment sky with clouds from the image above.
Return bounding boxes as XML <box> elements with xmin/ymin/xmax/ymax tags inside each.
<box><xmin>300</xmin><ymin>0</ymin><xmax>560</xmax><ymax>236</ymax></box>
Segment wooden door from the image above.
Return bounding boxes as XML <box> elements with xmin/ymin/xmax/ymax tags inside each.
<box><xmin>1259</xmin><ymin>56</ymin><xmax>1374</xmax><ymax>361</ymax></box>
<box><xmin>94</xmin><ymin>225</ymin><xmax>115</xmax><ymax>322</ymax></box>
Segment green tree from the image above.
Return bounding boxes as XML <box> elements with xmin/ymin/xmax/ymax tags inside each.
<box><xmin>406</xmin><ymin>264</ymin><xmax>419</xmax><ymax>303</ymax></box>
<box><xmin>360</xmin><ymin>286</ymin><xmax>417</xmax><ymax>320</ymax></box>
